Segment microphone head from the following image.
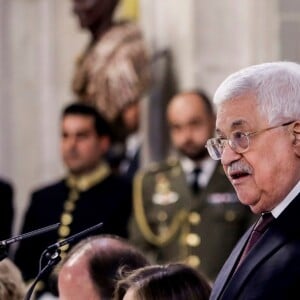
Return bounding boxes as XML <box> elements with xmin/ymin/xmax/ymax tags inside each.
<box><xmin>46</xmin><ymin>222</ymin><xmax>104</xmax><ymax>251</ymax></box>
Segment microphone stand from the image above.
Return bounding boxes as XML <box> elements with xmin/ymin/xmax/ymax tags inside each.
<box><xmin>24</xmin><ymin>248</ymin><xmax>61</xmax><ymax>300</ymax></box>
<box><xmin>24</xmin><ymin>222</ymin><xmax>103</xmax><ymax>300</ymax></box>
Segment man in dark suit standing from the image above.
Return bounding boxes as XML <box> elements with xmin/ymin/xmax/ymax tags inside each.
<box><xmin>14</xmin><ymin>103</ymin><xmax>132</xmax><ymax>298</ymax></box>
<box><xmin>208</xmin><ymin>61</ymin><xmax>300</xmax><ymax>299</ymax></box>
<box><xmin>130</xmin><ymin>91</ymin><xmax>254</xmax><ymax>282</ymax></box>
<box><xmin>0</xmin><ymin>179</ymin><xmax>14</xmax><ymax>241</ymax></box>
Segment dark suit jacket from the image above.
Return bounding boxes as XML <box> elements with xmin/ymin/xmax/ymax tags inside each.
<box><xmin>14</xmin><ymin>174</ymin><xmax>132</xmax><ymax>283</ymax></box>
<box><xmin>210</xmin><ymin>192</ymin><xmax>300</xmax><ymax>300</ymax></box>
<box><xmin>0</xmin><ymin>179</ymin><xmax>14</xmax><ymax>241</ymax></box>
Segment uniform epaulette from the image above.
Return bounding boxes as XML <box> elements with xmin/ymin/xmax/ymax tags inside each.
<box><xmin>141</xmin><ymin>156</ymin><xmax>180</xmax><ymax>174</ymax></box>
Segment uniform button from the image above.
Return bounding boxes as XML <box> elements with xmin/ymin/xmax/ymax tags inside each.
<box><xmin>157</xmin><ymin>211</ymin><xmax>168</xmax><ymax>222</ymax></box>
<box><xmin>225</xmin><ymin>210</ymin><xmax>236</xmax><ymax>222</ymax></box>
<box><xmin>60</xmin><ymin>244</ymin><xmax>70</xmax><ymax>252</ymax></box>
<box><xmin>64</xmin><ymin>201</ymin><xmax>75</xmax><ymax>212</ymax></box>
<box><xmin>61</xmin><ymin>213</ymin><xmax>73</xmax><ymax>225</ymax></box>
<box><xmin>68</xmin><ymin>190</ymin><xmax>79</xmax><ymax>201</ymax></box>
<box><xmin>58</xmin><ymin>225</ymin><xmax>70</xmax><ymax>237</ymax></box>
<box><xmin>186</xmin><ymin>255</ymin><xmax>201</xmax><ymax>268</ymax></box>
<box><xmin>188</xmin><ymin>212</ymin><xmax>201</xmax><ymax>225</ymax></box>
<box><xmin>186</xmin><ymin>233</ymin><xmax>201</xmax><ymax>247</ymax></box>
<box><xmin>60</xmin><ymin>252</ymin><xmax>67</xmax><ymax>261</ymax></box>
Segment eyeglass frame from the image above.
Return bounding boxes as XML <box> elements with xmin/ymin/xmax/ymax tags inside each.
<box><xmin>205</xmin><ymin>120</ymin><xmax>295</xmax><ymax>160</ymax></box>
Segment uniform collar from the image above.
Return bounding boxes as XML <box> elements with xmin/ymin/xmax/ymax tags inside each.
<box><xmin>66</xmin><ymin>162</ymin><xmax>111</xmax><ymax>192</ymax></box>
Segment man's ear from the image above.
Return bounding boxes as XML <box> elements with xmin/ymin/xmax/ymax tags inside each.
<box><xmin>291</xmin><ymin>121</ymin><xmax>300</xmax><ymax>156</ymax></box>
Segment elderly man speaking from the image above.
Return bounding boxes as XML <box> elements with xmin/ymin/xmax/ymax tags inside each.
<box><xmin>207</xmin><ymin>61</ymin><xmax>300</xmax><ymax>300</ymax></box>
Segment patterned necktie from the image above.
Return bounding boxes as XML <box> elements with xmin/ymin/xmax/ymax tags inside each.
<box><xmin>191</xmin><ymin>167</ymin><xmax>202</xmax><ymax>194</ymax></box>
<box><xmin>237</xmin><ymin>212</ymin><xmax>274</xmax><ymax>267</ymax></box>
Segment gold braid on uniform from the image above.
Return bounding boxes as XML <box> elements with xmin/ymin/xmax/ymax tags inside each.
<box><xmin>134</xmin><ymin>171</ymin><xmax>188</xmax><ymax>246</ymax></box>
<box><xmin>57</xmin><ymin>162</ymin><xmax>111</xmax><ymax>258</ymax></box>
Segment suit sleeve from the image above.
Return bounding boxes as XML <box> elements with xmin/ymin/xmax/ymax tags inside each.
<box><xmin>0</xmin><ymin>181</ymin><xmax>14</xmax><ymax>240</ymax></box>
<box><xmin>13</xmin><ymin>192</ymin><xmax>44</xmax><ymax>281</ymax></box>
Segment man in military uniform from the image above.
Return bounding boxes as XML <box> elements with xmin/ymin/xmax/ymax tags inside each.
<box><xmin>130</xmin><ymin>90</ymin><xmax>254</xmax><ymax>282</ymax></box>
<box><xmin>14</xmin><ymin>103</ymin><xmax>132</xmax><ymax>298</ymax></box>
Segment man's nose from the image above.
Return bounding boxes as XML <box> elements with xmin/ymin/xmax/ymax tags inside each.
<box><xmin>65</xmin><ymin>137</ymin><xmax>77</xmax><ymax>148</ymax></box>
<box><xmin>221</xmin><ymin>142</ymin><xmax>242</xmax><ymax>166</ymax></box>
<box><xmin>181</xmin><ymin>126</ymin><xmax>194</xmax><ymax>139</ymax></box>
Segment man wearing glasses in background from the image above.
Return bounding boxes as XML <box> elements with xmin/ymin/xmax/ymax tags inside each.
<box><xmin>208</xmin><ymin>61</ymin><xmax>300</xmax><ymax>300</ymax></box>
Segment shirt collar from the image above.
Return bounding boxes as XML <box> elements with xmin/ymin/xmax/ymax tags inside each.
<box><xmin>126</xmin><ymin>132</ymin><xmax>141</xmax><ymax>157</ymax></box>
<box><xmin>272</xmin><ymin>180</ymin><xmax>300</xmax><ymax>218</ymax></box>
<box><xmin>180</xmin><ymin>155</ymin><xmax>217</xmax><ymax>186</ymax></box>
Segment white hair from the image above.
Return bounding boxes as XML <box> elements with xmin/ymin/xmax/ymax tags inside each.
<box><xmin>214</xmin><ymin>61</ymin><xmax>300</xmax><ymax>125</ymax></box>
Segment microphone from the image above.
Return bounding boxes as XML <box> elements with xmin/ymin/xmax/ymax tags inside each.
<box><xmin>46</xmin><ymin>222</ymin><xmax>103</xmax><ymax>251</ymax></box>
<box><xmin>0</xmin><ymin>223</ymin><xmax>60</xmax><ymax>246</ymax></box>
<box><xmin>0</xmin><ymin>223</ymin><xmax>60</xmax><ymax>261</ymax></box>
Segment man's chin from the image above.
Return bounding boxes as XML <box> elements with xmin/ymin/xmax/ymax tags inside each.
<box><xmin>181</xmin><ymin>150</ymin><xmax>208</xmax><ymax>161</ymax></box>
<box><xmin>235</xmin><ymin>191</ymin><xmax>260</xmax><ymax>213</ymax></box>
<box><xmin>66</xmin><ymin>164</ymin><xmax>84</xmax><ymax>175</ymax></box>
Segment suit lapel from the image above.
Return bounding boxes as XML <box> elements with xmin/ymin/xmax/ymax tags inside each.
<box><xmin>221</xmin><ymin>226</ymin><xmax>286</xmax><ymax>299</ymax></box>
<box><xmin>213</xmin><ymin>192</ymin><xmax>300</xmax><ymax>299</ymax></box>
<box><xmin>211</xmin><ymin>226</ymin><xmax>252</xmax><ymax>299</ymax></box>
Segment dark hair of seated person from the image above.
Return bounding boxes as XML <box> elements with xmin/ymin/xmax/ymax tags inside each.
<box><xmin>114</xmin><ymin>262</ymin><xmax>212</xmax><ymax>300</ymax></box>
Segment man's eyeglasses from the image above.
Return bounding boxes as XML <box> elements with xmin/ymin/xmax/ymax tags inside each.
<box><xmin>205</xmin><ymin>121</ymin><xmax>295</xmax><ymax>160</ymax></box>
